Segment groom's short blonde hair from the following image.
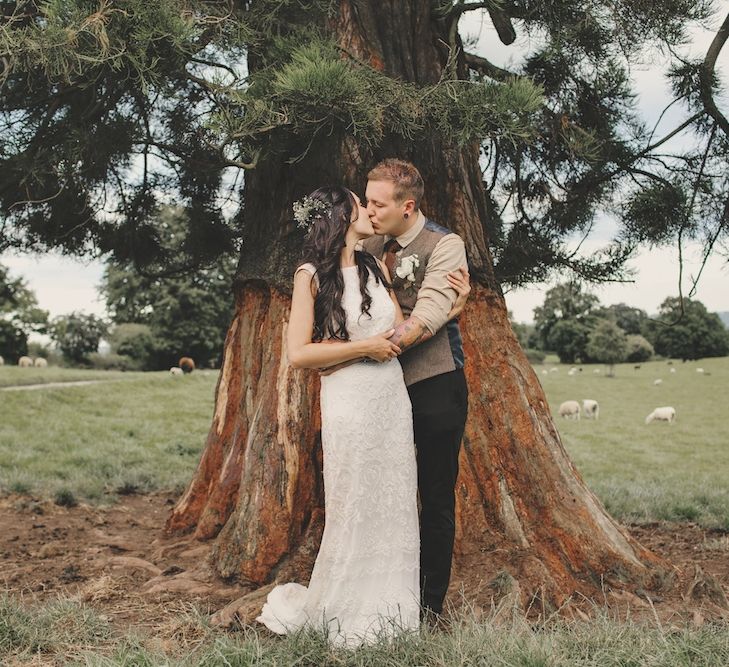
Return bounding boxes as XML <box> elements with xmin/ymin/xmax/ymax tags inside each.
<box><xmin>368</xmin><ymin>159</ymin><xmax>424</xmax><ymax>210</ymax></box>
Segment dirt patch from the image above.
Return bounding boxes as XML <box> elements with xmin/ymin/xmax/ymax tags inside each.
<box><xmin>0</xmin><ymin>493</ymin><xmax>250</xmax><ymax>631</ymax></box>
<box><xmin>1</xmin><ymin>493</ymin><xmax>728</xmax><ymax>632</ymax></box>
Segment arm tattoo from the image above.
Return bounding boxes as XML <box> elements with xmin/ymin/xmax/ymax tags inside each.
<box><xmin>389</xmin><ymin>316</ymin><xmax>433</xmax><ymax>353</ymax></box>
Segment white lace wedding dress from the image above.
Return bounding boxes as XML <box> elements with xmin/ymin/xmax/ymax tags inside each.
<box><xmin>256</xmin><ymin>262</ymin><xmax>420</xmax><ymax>647</ymax></box>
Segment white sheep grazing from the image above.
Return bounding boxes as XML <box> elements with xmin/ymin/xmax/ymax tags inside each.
<box><xmin>568</xmin><ymin>368</ymin><xmax>577</xmax><ymax>376</ymax></box>
<box><xmin>696</xmin><ymin>368</ymin><xmax>705</xmax><ymax>374</ymax></box>
<box><xmin>18</xmin><ymin>356</ymin><xmax>32</xmax><ymax>367</ymax></box>
<box><xmin>541</xmin><ymin>369</ymin><xmax>548</xmax><ymax>375</ymax></box>
<box><xmin>558</xmin><ymin>400</ymin><xmax>581</xmax><ymax>420</ymax></box>
<box><xmin>670</xmin><ymin>367</ymin><xmax>676</xmax><ymax>374</ymax></box>
<box><xmin>550</xmin><ymin>367</ymin><xmax>559</xmax><ymax>373</ymax></box>
<box><xmin>34</xmin><ymin>357</ymin><xmax>48</xmax><ymax>368</ymax></box>
<box><xmin>582</xmin><ymin>399</ymin><xmax>599</xmax><ymax>419</ymax></box>
<box><xmin>653</xmin><ymin>378</ymin><xmax>662</xmax><ymax>386</ymax></box>
<box><xmin>0</xmin><ymin>355</ymin><xmax>4</xmax><ymax>366</ymax></box>
<box><xmin>645</xmin><ymin>406</ymin><xmax>676</xmax><ymax>424</ymax></box>
<box><xmin>593</xmin><ymin>368</ymin><xmax>601</xmax><ymax>374</ymax></box>
<box><xmin>170</xmin><ymin>366</ymin><xmax>183</xmax><ymax>376</ymax></box>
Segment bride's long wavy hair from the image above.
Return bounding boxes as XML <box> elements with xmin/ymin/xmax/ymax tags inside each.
<box><xmin>300</xmin><ymin>186</ymin><xmax>390</xmax><ymax>342</ymax></box>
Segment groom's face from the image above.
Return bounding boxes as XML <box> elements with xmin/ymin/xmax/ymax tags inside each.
<box><xmin>365</xmin><ymin>180</ymin><xmax>415</xmax><ymax>237</ymax></box>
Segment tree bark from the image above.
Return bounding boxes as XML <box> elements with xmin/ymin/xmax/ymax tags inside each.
<box><xmin>166</xmin><ymin>0</ymin><xmax>670</xmax><ymax>608</ymax></box>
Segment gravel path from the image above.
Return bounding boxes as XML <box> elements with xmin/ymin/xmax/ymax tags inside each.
<box><xmin>1</xmin><ymin>379</ymin><xmax>131</xmax><ymax>392</ymax></box>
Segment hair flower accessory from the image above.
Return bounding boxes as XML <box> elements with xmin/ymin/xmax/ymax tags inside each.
<box><xmin>293</xmin><ymin>195</ymin><xmax>332</xmax><ymax>230</ymax></box>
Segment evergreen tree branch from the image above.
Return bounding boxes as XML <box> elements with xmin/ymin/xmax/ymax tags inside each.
<box><xmin>699</xmin><ymin>10</ymin><xmax>729</xmax><ymax>136</ymax></box>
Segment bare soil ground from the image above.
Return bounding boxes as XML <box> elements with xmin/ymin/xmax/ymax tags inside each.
<box><xmin>2</xmin><ymin>493</ymin><xmax>728</xmax><ymax>635</ymax></box>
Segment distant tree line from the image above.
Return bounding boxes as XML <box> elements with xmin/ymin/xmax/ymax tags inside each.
<box><xmin>512</xmin><ymin>282</ymin><xmax>729</xmax><ymax>366</ymax></box>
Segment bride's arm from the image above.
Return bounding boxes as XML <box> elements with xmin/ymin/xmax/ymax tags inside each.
<box><xmin>287</xmin><ymin>269</ymin><xmax>398</xmax><ymax>369</ymax></box>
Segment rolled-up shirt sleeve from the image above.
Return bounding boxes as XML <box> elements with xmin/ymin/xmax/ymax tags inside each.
<box><xmin>410</xmin><ymin>234</ymin><xmax>467</xmax><ymax>335</ymax></box>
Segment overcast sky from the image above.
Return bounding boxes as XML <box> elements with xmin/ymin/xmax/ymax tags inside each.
<box><xmin>2</xmin><ymin>7</ymin><xmax>728</xmax><ymax>325</ymax></box>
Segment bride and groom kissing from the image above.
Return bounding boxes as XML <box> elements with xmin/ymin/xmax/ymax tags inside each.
<box><xmin>256</xmin><ymin>159</ymin><xmax>471</xmax><ymax>647</ymax></box>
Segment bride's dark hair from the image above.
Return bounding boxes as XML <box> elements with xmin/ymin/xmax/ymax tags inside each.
<box><xmin>300</xmin><ymin>186</ymin><xmax>390</xmax><ymax>342</ymax></box>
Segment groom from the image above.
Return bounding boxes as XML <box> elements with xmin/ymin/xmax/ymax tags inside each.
<box><xmin>362</xmin><ymin>159</ymin><xmax>469</xmax><ymax>621</ymax></box>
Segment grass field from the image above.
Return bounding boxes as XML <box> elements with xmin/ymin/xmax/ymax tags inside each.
<box><xmin>0</xmin><ymin>368</ymin><xmax>217</xmax><ymax>503</ymax></box>
<box><xmin>542</xmin><ymin>356</ymin><xmax>729</xmax><ymax>529</ymax></box>
<box><xmin>1</xmin><ymin>361</ymin><xmax>728</xmax><ymax>665</ymax></box>
<box><xmin>1</xmin><ymin>358</ymin><xmax>728</xmax><ymax>525</ymax></box>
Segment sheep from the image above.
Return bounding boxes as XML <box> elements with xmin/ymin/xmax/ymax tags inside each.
<box><xmin>0</xmin><ymin>355</ymin><xmax>4</xmax><ymax>366</ymax></box>
<box><xmin>178</xmin><ymin>357</ymin><xmax>195</xmax><ymax>374</ymax></box>
<box><xmin>568</xmin><ymin>368</ymin><xmax>577</xmax><ymax>376</ymax></box>
<box><xmin>558</xmin><ymin>400</ymin><xmax>581</xmax><ymax>420</ymax></box>
<box><xmin>593</xmin><ymin>368</ymin><xmax>601</xmax><ymax>374</ymax></box>
<box><xmin>653</xmin><ymin>378</ymin><xmax>662</xmax><ymax>386</ymax></box>
<box><xmin>18</xmin><ymin>356</ymin><xmax>32</xmax><ymax>367</ymax></box>
<box><xmin>34</xmin><ymin>357</ymin><xmax>48</xmax><ymax>368</ymax></box>
<box><xmin>170</xmin><ymin>366</ymin><xmax>183</xmax><ymax>376</ymax></box>
<box><xmin>541</xmin><ymin>369</ymin><xmax>548</xmax><ymax>375</ymax></box>
<box><xmin>645</xmin><ymin>406</ymin><xmax>676</xmax><ymax>424</ymax></box>
<box><xmin>696</xmin><ymin>368</ymin><xmax>705</xmax><ymax>374</ymax></box>
<box><xmin>670</xmin><ymin>368</ymin><xmax>676</xmax><ymax>374</ymax></box>
<box><xmin>582</xmin><ymin>399</ymin><xmax>599</xmax><ymax>419</ymax></box>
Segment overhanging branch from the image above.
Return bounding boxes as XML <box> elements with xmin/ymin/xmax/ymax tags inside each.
<box><xmin>700</xmin><ymin>10</ymin><xmax>729</xmax><ymax>136</ymax></box>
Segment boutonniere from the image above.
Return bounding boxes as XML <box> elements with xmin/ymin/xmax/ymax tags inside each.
<box><xmin>395</xmin><ymin>253</ymin><xmax>420</xmax><ymax>289</ymax></box>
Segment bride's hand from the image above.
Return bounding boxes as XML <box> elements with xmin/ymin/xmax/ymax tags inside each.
<box><xmin>447</xmin><ymin>266</ymin><xmax>471</xmax><ymax>320</ymax></box>
<box><xmin>362</xmin><ymin>328</ymin><xmax>401</xmax><ymax>362</ymax></box>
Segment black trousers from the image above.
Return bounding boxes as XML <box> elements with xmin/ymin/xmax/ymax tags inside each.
<box><xmin>407</xmin><ymin>368</ymin><xmax>468</xmax><ymax>614</ymax></box>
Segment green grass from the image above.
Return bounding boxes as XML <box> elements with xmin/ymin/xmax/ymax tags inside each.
<box><xmin>538</xmin><ymin>356</ymin><xmax>729</xmax><ymax>529</ymax></box>
<box><xmin>0</xmin><ymin>369</ymin><xmax>217</xmax><ymax>503</ymax></box>
<box><xmin>1</xmin><ymin>594</ymin><xmax>728</xmax><ymax>666</ymax></box>
<box><xmin>1</xmin><ymin>359</ymin><xmax>728</xmax><ymax>527</ymax></box>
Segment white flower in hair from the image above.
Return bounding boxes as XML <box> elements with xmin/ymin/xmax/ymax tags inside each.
<box><xmin>293</xmin><ymin>196</ymin><xmax>332</xmax><ymax>230</ymax></box>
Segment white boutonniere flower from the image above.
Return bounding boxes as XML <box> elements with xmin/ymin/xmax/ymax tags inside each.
<box><xmin>395</xmin><ymin>253</ymin><xmax>420</xmax><ymax>288</ymax></box>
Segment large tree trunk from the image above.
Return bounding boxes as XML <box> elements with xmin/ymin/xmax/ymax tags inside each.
<box><xmin>166</xmin><ymin>0</ymin><xmax>669</xmax><ymax>609</ymax></box>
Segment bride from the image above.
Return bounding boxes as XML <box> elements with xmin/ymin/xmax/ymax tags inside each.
<box><xmin>256</xmin><ymin>185</ymin><xmax>469</xmax><ymax>647</ymax></box>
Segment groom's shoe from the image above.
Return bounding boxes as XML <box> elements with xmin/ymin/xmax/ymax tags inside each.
<box><xmin>421</xmin><ymin>606</ymin><xmax>452</xmax><ymax>633</ymax></box>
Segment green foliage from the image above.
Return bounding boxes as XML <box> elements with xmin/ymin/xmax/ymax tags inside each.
<box><xmin>523</xmin><ymin>348</ymin><xmax>546</xmax><ymax>363</ymax></box>
<box><xmin>0</xmin><ymin>0</ymin><xmax>726</xmax><ymax>294</ymax></box>
<box><xmin>594</xmin><ymin>303</ymin><xmax>648</xmax><ymax>335</ymax></box>
<box><xmin>533</xmin><ymin>281</ymin><xmax>600</xmax><ymax>349</ymax></box>
<box><xmin>625</xmin><ymin>334</ymin><xmax>654</xmax><ymax>363</ymax></box>
<box><xmin>0</xmin><ymin>319</ymin><xmax>27</xmax><ymax>363</ymax></box>
<box><xmin>547</xmin><ymin>318</ymin><xmax>592</xmax><ymax>364</ymax></box>
<box><xmin>643</xmin><ymin>297</ymin><xmax>729</xmax><ymax>361</ymax></box>
<box><xmin>100</xmin><ymin>206</ymin><xmax>237</xmax><ymax>369</ymax></box>
<box><xmin>87</xmin><ymin>351</ymin><xmax>139</xmax><ymax>371</ymax></box>
<box><xmin>107</xmin><ymin>323</ymin><xmax>156</xmax><ymax>368</ymax></box>
<box><xmin>49</xmin><ymin>311</ymin><xmax>108</xmax><ymax>364</ymax></box>
<box><xmin>586</xmin><ymin>319</ymin><xmax>629</xmax><ymax>371</ymax></box>
<box><xmin>0</xmin><ymin>263</ymin><xmax>48</xmax><ymax>337</ymax></box>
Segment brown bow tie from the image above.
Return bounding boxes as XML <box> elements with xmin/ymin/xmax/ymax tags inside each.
<box><xmin>383</xmin><ymin>238</ymin><xmax>402</xmax><ymax>276</ymax></box>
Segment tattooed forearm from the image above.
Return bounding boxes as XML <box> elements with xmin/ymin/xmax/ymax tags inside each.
<box><xmin>389</xmin><ymin>316</ymin><xmax>433</xmax><ymax>353</ymax></box>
